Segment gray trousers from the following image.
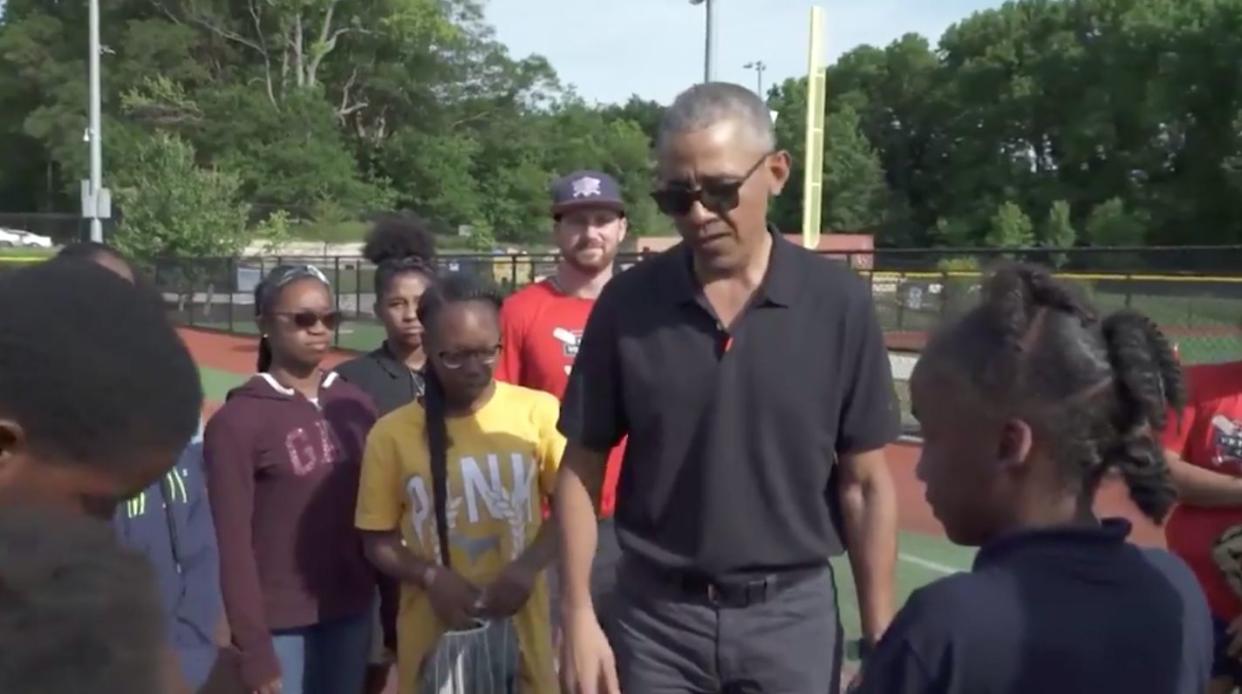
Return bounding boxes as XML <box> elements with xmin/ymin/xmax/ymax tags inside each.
<box><xmin>612</xmin><ymin>560</ymin><xmax>843</xmax><ymax>694</ymax></box>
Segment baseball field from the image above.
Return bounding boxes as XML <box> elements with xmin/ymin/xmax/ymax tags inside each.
<box><xmin>182</xmin><ymin>326</ymin><xmax>1165</xmax><ymax>676</ymax></box>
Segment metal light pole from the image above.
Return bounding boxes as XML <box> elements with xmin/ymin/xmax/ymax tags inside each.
<box><xmin>86</xmin><ymin>0</ymin><xmax>104</xmax><ymax>242</ymax></box>
<box><xmin>743</xmin><ymin>60</ymin><xmax>767</xmax><ymax>96</ymax></box>
<box><xmin>689</xmin><ymin>0</ymin><xmax>718</xmax><ymax>82</ymax></box>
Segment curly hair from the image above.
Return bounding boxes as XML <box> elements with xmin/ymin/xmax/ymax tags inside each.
<box><xmin>364</xmin><ymin>213</ymin><xmax>437</xmax><ymax>300</ymax></box>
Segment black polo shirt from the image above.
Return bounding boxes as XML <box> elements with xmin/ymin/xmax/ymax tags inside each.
<box><xmin>559</xmin><ymin>229</ymin><xmax>900</xmax><ymax>579</ymax></box>
<box><xmin>334</xmin><ymin>343</ymin><xmax>425</xmax><ymax>417</ymax></box>
<box><xmin>857</xmin><ymin>519</ymin><xmax>1212</xmax><ymax>694</ymax></box>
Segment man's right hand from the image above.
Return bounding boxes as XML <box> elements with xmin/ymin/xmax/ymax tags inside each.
<box><xmin>425</xmin><ymin>566</ymin><xmax>482</xmax><ymax>630</ymax></box>
<box><xmin>560</xmin><ymin>608</ymin><xmax>620</xmax><ymax>694</ymax></box>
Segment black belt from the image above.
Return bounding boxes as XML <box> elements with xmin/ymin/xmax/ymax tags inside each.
<box><xmin>626</xmin><ymin>560</ymin><xmax>825</xmax><ymax>609</ymax></box>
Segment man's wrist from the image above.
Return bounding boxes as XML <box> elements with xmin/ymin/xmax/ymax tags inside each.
<box><xmin>558</xmin><ymin>592</ymin><xmax>596</xmax><ymax>619</ymax></box>
<box><xmin>857</xmin><ymin>636</ymin><xmax>877</xmax><ymax>662</ymax></box>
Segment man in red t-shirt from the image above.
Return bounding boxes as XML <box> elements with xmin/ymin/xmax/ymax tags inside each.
<box><xmin>1163</xmin><ymin>359</ymin><xmax>1242</xmax><ymax>693</ymax></box>
<box><xmin>496</xmin><ymin>169</ymin><xmax>629</xmax><ymax>634</ymax></box>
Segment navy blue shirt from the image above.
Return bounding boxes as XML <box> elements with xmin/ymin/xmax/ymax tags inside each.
<box><xmin>114</xmin><ymin>437</ymin><xmax>222</xmax><ymax>690</ymax></box>
<box><xmin>858</xmin><ymin>519</ymin><xmax>1212</xmax><ymax>694</ymax></box>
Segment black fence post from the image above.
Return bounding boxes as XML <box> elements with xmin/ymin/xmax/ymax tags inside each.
<box><xmin>186</xmin><ymin>260</ymin><xmax>197</xmax><ymax>328</ymax></box>
<box><xmin>895</xmin><ymin>273</ymin><xmax>906</xmax><ymax>330</ymax></box>
<box><xmin>227</xmin><ymin>257</ymin><xmax>236</xmax><ymax>334</ymax></box>
<box><xmin>939</xmin><ymin>271</ymin><xmax>950</xmax><ymax>320</ymax></box>
<box><xmin>1124</xmin><ymin>274</ymin><xmax>1133</xmax><ymax>308</ymax></box>
<box><xmin>334</xmin><ymin>256</ymin><xmax>342</xmax><ymax>346</ymax></box>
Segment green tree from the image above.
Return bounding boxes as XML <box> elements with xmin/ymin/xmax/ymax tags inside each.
<box><xmin>110</xmin><ymin>133</ymin><xmax>256</xmax><ymax>260</ymax></box>
<box><xmin>1085</xmin><ymin>197</ymin><xmax>1145</xmax><ymax>246</ymax></box>
<box><xmin>985</xmin><ymin>202</ymin><xmax>1035</xmax><ymax>248</ymax></box>
<box><xmin>822</xmin><ymin>105</ymin><xmax>890</xmax><ymax>232</ymax></box>
<box><xmin>768</xmin><ymin>88</ymin><xmax>891</xmax><ymax>235</ymax></box>
<box><xmin>932</xmin><ymin>217</ymin><xmax>972</xmax><ymax>247</ymax></box>
<box><xmin>1042</xmin><ymin>199</ymin><xmax>1076</xmax><ymax>267</ymax></box>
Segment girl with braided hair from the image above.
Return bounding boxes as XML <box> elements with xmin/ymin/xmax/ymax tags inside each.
<box><xmin>334</xmin><ymin>216</ymin><xmax>438</xmax><ymax>692</ymax></box>
<box><xmin>355</xmin><ymin>272</ymin><xmax>561</xmax><ymax>692</ymax></box>
<box><xmin>857</xmin><ymin>262</ymin><xmax>1211</xmax><ymax>694</ymax></box>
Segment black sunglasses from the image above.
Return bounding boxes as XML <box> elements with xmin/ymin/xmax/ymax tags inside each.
<box><xmin>650</xmin><ymin>153</ymin><xmax>771</xmax><ymax>217</ymax></box>
<box><xmin>273</xmin><ymin>310</ymin><xmax>342</xmax><ymax>330</ymax></box>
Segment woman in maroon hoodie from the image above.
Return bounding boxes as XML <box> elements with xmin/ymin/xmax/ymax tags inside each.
<box><xmin>204</xmin><ymin>265</ymin><xmax>377</xmax><ymax>694</ymax></box>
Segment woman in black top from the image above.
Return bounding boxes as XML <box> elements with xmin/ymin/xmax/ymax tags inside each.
<box><xmin>336</xmin><ymin>215</ymin><xmax>438</xmax><ymax>416</ymax></box>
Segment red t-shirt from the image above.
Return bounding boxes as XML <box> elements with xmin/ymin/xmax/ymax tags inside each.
<box><xmin>1162</xmin><ymin>360</ymin><xmax>1242</xmax><ymax>620</ymax></box>
<box><xmin>496</xmin><ymin>279</ymin><xmax>626</xmax><ymax>518</ymax></box>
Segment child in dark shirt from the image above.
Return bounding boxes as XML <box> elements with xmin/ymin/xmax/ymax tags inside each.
<box><xmin>858</xmin><ymin>263</ymin><xmax>1212</xmax><ymax>694</ymax></box>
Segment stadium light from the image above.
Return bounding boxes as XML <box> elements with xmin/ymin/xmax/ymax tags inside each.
<box><xmin>689</xmin><ymin>0</ymin><xmax>717</xmax><ymax>82</ymax></box>
<box><xmin>85</xmin><ymin>0</ymin><xmax>106</xmax><ymax>243</ymax></box>
<box><xmin>743</xmin><ymin>60</ymin><xmax>767</xmax><ymax>96</ymax></box>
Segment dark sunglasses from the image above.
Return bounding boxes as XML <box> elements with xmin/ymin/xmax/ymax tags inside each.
<box><xmin>650</xmin><ymin>153</ymin><xmax>771</xmax><ymax>217</ymax></box>
<box><xmin>273</xmin><ymin>310</ymin><xmax>342</xmax><ymax>330</ymax></box>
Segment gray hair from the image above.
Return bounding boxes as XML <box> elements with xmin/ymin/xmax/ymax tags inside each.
<box><xmin>658</xmin><ymin>82</ymin><xmax>776</xmax><ymax>153</ymax></box>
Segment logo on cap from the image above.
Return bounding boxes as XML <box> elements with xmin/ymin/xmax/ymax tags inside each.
<box><xmin>571</xmin><ymin>176</ymin><xmax>603</xmax><ymax>199</ymax></box>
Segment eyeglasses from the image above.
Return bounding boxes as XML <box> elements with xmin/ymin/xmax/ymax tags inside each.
<box><xmin>273</xmin><ymin>310</ymin><xmax>342</xmax><ymax>330</ymax></box>
<box><xmin>650</xmin><ymin>153</ymin><xmax>771</xmax><ymax>217</ymax></box>
<box><xmin>438</xmin><ymin>344</ymin><xmax>501</xmax><ymax>370</ymax></box>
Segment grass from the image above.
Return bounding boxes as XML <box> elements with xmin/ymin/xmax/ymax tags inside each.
<box><xmin>0</xmin><ymin>248</ymin><xmax>53</xmax><ymax>260</ymax></box>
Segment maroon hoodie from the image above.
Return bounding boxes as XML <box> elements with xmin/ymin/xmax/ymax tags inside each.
<box><xmin>203</xmin><ymin>372</ymin><xmax>377</xmax><ymax>688</ymax></box>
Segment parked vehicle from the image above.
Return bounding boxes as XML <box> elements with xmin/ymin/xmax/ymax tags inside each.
<box><xmin>0</xmin><ymin>228</ymin><xmax>53</xmax><ymax>249</ymax></box>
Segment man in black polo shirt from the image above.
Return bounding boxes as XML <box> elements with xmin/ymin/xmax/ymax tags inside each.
<box><xmin>555</xmin><ymin>82</ymin><xmax>901</xmax><ymax>694</ymax></box>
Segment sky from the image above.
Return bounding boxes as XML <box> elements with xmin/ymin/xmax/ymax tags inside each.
<box><xmin>484</xmin><ymin>0</ymin><xmax>1005</xmax><ymax>106</ymax></box>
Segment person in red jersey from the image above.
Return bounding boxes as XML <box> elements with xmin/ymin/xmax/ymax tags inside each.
<box><xmin>496</xmin><ymin>169</ymin><xmax>629</xmax><ymax>639</ymax></box>
<box><xmin>1164</xmin><ymin>359</ymin><xmax>1242</xmax><ymax>694</ymax></box>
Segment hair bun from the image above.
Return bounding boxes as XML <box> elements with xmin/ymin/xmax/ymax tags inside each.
<box><xmin>363</xmin><ymin>214</ymin><xmax>437</xmax><ymax>266</ymax></box>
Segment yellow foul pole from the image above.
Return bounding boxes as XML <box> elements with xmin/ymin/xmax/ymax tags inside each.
<box><xmin>801</xmin><ymin>6</ymin><xmax>827</xmax><ymax>250</ymax></box>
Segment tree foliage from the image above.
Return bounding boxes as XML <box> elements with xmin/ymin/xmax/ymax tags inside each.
<box><xmin>109</xmin><ymin>133</ymin><xmax>273</xmax><ymax>259</ymax></box>
<box><xmin>5</xmin><ymin>0</ymin><xmax>1242</xmax><ymax>252</ymax></box>
<box><xmin>0</xmin><ymin>0</ymin><xmax>665</xmax><ymax>255</ymax></box>
<box><xmin>767</xmin><ymin>0</ymin><xmax>1242</xmax><ymax>247</ymax></box>
<box><xmin>985</xmin><ymin>201</ymin><xmax>1035</xmax><ymax>249</ymax></box>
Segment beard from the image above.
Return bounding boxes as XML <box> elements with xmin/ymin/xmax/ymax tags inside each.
<box><xmin>563</xmin><ymin>244</ymin><xmax>617</xmax><ymax>274</ymax></box>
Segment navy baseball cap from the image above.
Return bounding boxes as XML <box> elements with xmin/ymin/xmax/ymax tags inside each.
<box><xmin>550</xmin><ymin>170</ymin><xmax>626</xmax><ymax>215</ymax></box>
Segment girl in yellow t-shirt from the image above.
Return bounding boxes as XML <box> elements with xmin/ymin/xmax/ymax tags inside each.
<box><xmin>355</xmin><ymin>273</ymin><xmax>562</xmax><ymax>693</ymax></box>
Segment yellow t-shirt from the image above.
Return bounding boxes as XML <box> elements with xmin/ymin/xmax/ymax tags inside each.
<box><xmin>355</xmin><ymin>381</ymin><xmax>564</xmax><ymax>693</ymax></box>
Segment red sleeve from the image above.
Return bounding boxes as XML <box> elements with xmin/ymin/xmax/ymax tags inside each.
<box><xmin>203</xmin><ymin>410</ymin><xmax>279</xmax><ymax>688</ymax></box>
<box><xmin>496</xmin><ymin>294</ymin><xmax>527</xmax><ymax>385</ymax></box>
<box><xmin>1162</xmin><ymin>367</ymin><xmax>1201</xmax><ymax>458</ymax></box>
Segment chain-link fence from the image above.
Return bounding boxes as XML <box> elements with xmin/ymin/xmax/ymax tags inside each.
<box><xmin>146</xmin><ymin>245</ymin><xmax>1242</xmax><ymax>364</ymax></box>
<box><xmin>149</xmin><ymin>252</ymin><xmax>584</xmax><ymax>352</ymax></box>
<box><xmin>0</xmin><ymin>243</ymin><xmax>1229</xmax><ymax>438</ymax></box>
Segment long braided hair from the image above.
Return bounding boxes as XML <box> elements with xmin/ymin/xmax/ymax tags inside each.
<box><xmin>416</xmin><ymin>273</ymin><xmax>504</xmax><ymax>563</ymax></box>
<box><xmin>928</xmin><ymin>262</ymin><xmax>1185</xmax><ymax>522</ymax></box>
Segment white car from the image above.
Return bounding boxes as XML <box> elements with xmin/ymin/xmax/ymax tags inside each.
<box><xmin>0</xmin><ymin>228</ymin><xmax>53</xmax><ymax>249</ymax></box>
